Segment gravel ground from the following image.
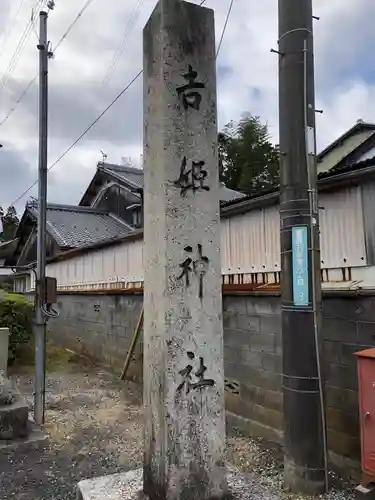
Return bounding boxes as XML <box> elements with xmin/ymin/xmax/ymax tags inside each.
<box><xmin>0</xmin><ymin>358</ymin><xmax>356</xmax><ymax>500</ymax></box>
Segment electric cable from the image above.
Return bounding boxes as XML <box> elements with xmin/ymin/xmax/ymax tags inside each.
<box><xmin>100</xmin><ymin>0</ymin><xmax>145</xmax><ymax>90</ymax></box>
<box><xmin>0</xmin><ymin>0</ymin><xmax>97</xmax><ymax>129</ymax></box>
<box><xmin>41</xmin><ymin>303</ymin><xmax>60</xmax><ymax>318</ymax></box>
<box><xmin>303</xmin><ymin>38</ymin><xmax>329</xmax><ymax>493</ymax></box>
<box><xmin>0</xmin><ymin>0</ymin><xmax>28</xmax><ymax>55</ymax></box>
<box><xmin>10</xmin><ymin>0</ymin><xmax>234</xmax><ymax>206</ymax></box>
<box><xmin>0</xmin><ymin>76</ymin><xmax>36</xmax><ymax>128</ymax></box>
<box><xmin>54</xmin><ymin>0</ymin><xmax>96</xmax><ymax>52</ymax></box>
<box><xmin>216</xmin><ymin>0</ymin><xmax>235</xmax><ymax>57</ymax></box>
<box><xmin>10</xmin><ymin>70</ymin><xmax>143</xmax><ymax>206</ymax></box>
<box><xmin>0</xmin><ymin>0</ymin><xmax>45</xmax><ymax>96</ymax></box>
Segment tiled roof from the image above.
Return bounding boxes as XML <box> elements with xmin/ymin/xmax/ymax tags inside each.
<box><xmin>221</xmin><ymin>154</ymin><xmax>375</xmax><ymax>210</ymax></box>
<box><xmin>219</xmin><ymin>184</ymin><xmax>246</xmax><ymax>202</ymax></box>
<box><xmin>318</xmin><ymin>120</ymin><xmax>375</xmax><ymax>160</ymax></box>
<box><xmin>45</xmin><ymin>155</ymin><xmax>375</xmax><ymax>264</ymax></box>
<box><xmin>28</xmin><ymin>203</ymin><xmax>133</xmax><ymax>248</ymax></box>
<box><xmin>0</xmin><ymin>238</ymin><xmax>18</xmax><ymax>259</ymax></box>
<box><xmin>99</xmin><ymin>163</ymin><xmax>144</xmax><ymax>189</ymax></box>
<box><xmin>99</xmin><ymin>162</ymin><xmax>245</xmax><ymax>202</ymax></box>
<box><xmin>318</xmin><ymin>154</ymin><xmax>375</xmax><ymax>178</ymax></box>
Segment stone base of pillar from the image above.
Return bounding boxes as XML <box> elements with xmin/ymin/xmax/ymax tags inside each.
<box><xmin>77</xmin><ymin>465</ymin><xmax>279</xmax><ymax>500</ymax></box>
<box><xmin>0</xmin><ymin>419</ymin><xmax>47</xmax><ymax>454</ymax></box>
<box><xmin>0</xmin><ymin>396</ymin><xmax>29</xmax><ymax>440</ymax></box>
<box><xmin>0</xmin><ymin>379</ymin><xmax>47</xmax><ymax>452</ymax></box>
<box><xmin>0</xmin><ymin>327</ymin><xmax>10</xmax><ymax>377</ymax></box>
<box><xmin>283</xmin><ymin>458</ymin><xmax>326</xmax><ymax>495</ymax></box>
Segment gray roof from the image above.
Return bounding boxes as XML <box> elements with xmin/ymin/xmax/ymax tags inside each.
<box><xmin>99</xmin><ymin>162</ymin><xmax>245</xmax><ymax>202</ymax></box>
<box><xmin>28</xmin><ymin>203</ymin><xmax>133</xmax><ymax>248</ymax></box>
<box><xmin>100</xmin><ymin>163</ymin><xmax>144</xmax><ymax>190</ymax></box>
<box><xmin>0</xmin><ymin>238</ymin><xmax>19</xmax><ymax>258</ymax></box>
<box><xmin>219</xmin><ymin>184</ymin><xmax>246</xmax><ymax>202</ymax></box>
<box><xmin>318</xmin><ymin>120</ymin><xmax>375</xmax><ymax>159</ymax></box>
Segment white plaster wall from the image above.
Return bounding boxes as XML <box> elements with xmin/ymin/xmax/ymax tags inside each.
<box><xmin>40</xmin><ymin>186</ymin><xmax>370</xmax><ymax>290</ymax></box>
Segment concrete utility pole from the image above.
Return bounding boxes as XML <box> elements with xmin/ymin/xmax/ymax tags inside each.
<box><xmin>278</xmin><ymin>0</ymin><xmax>327</xmax><ymax>494</ymax></box>
<box><xmin>34</xmin><ymin>10</ymin><xmax>49</xmax><ymax>425</ymax></box>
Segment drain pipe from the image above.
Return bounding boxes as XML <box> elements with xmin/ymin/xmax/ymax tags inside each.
<box><xmin>303</xmin><ymin>37</ymin><xmax>329</xmax><ymax>493</ymax></box>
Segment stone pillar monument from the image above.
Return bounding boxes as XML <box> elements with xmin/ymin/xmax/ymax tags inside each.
<box><xmin>76</xmin><ymin>1</ymin><xmax>266</xmax><ymax>498</ymax></box>
<box><xmin>0</xmin><ymin>327</ymin><xmax>29</xmax><ymax>442</ymax></box>
<box><xmin>0</xmin><ymin>328</ymin><xmax>9</xmax><ymax>377</ymax></box>
<box><xmin>143</xmin><ymin>0</ymin><xmax>226</xmax><ymax>499</ymax></box>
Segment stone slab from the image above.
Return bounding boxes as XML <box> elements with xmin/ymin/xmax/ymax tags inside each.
<box><xmin>77</xmin><ymin>465</ymin><xmax>280</xmax><ymax>500</ymax></box>
<box><xmin>356</xmin><ymin>485</ymin><xmax>375</xmax><ymax>500</ymax></box>
<box><xmin>0</xmin><ymin>374</ymin><xmax>14</xmax><ymax>405</ymax></box>
<box><xmin>0</xmin><ymin>395</ymin><xmax>29</xmax><ymax>440</ymax></box>
<box><xmin>0</xmin><ymin>327</ymin><xmax>9</xmax><ymax>377</ymax></box>
<box><xmin>0</xmin><ymin>420</ymin><xmax>47</xmax><ymax>453</ymax></box>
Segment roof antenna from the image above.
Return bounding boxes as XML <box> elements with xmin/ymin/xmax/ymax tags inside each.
<box><xmin>100</xmin><ymin>150</ymin><xmax>107</xmax><ymax>163</ymax></box>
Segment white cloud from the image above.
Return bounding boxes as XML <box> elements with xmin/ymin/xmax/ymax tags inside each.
<box><xmin>0</xmin><ymin>0</ymin><xmax>374</xmax><ymax>212</ymax></box>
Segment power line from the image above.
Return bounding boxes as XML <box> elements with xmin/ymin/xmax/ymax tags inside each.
<box><xmin>1</xmin><ymin>0</ymin><xmax>212</xmax><ymax>130</ymax></box>
<box><xmin>216</xmin><ymin>0</ymin><xmax>235</xmax><ymax>57</ymax></box>
<box><xmin>0</xmin><ymin>0</ymin><xmax>28</xmax><ymax>56</ymax></box>
<box><xmin>100</xmin><ymin>0</ymin><xmax>145</xmax><ymax>90</ymax></box>
<box><xmin>10</xmin><ymin>0</ymin><xmax>233</xmax><ymax>207</ymax></box>
<box><xmin>0</xmin><ymin>17</ymin><xmax>34</xmax><ymax>94</ymax></box>
<box><xmin>0</xmin><ymin>0</ymin><xmax>45</xmax><ymax>96</ymax></box>
<box><xmin>10</xmin><ymin>70</ymin><xmax>143</xmax><ymax>207</ymax></box>
<box><xmin>0</xmin><ymin>0</ymin><xmax>96</xmax><ymax>129</ymax></box>
<box><xmin>2</xmin><ymin>0</ymin><xmax>148</xmax><ymax>130</ymax></box>
<box><xmin>0</xmin><ymin>76</ymin><xmax>36</xmax><ymax>128</ymax></box>
<box><xmin>48</xmin><ymin>70</ymin><xmax>142</xmax><ymax>170</ymax></box>
<box><xmin>54</xmin><ymin>0</ymin><xmax>97</xmax><ymax>52</ymax></box>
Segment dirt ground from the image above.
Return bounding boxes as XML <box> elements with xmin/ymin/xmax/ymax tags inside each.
<box><xmin>0</xmin><ymin>353</ymin><xmax>356</xmax><ymax>500</ymax></box>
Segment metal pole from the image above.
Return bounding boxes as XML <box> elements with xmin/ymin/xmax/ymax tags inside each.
<box><xmin>278</xmin><ymin>0</ymin><xmax>326</xmax><ymax>494</ymax></box>
<box><xmin>34</xmin><ymin>10</ymin><xmax>49</xmax><ymax>425</ymax></box>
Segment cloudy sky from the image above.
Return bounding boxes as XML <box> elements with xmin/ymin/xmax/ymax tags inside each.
<box><xmin>0</xmin><ymin>0</ymin><xmax>374</xmax><ymax>214</ymax></box>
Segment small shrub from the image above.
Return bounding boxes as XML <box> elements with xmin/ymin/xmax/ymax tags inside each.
<box><xmin>0</xmin><ymin>282</ymin><xmax>13</xmax><ymax>292</ymax></box>
<box><xmin>0</xmin><ymin>293</ymin><xmax>34</xmax><ymax>365</ymax></box>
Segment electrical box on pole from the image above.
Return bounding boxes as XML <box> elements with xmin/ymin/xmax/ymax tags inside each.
<box><xmin>44</xmin><ymin>276</ymin><xmax>57</xmax><ymax>305</ymax></box>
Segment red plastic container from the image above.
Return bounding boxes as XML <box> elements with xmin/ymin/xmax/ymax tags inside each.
<box><xmin>356</xmin><ymin>348</ymin><xmax>375</xmax><ymax>483</ymax></box>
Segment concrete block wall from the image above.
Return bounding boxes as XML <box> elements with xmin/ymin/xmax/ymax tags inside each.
<box><xmin>49</xmin><ymin>293</ymin><xmax>143</xmax><ymax>378</ymax></box>
<box><xmin>48</xmin><ymin>290</ymin><xmax>375</xmax><ymax>479</ymax></box>
<box><xmin>223</xmin><ymin>293</ymin><xmax>375</xmax><ymax>478</ymax></box>
<box><xmin>322</xmin><ymin>295</ymin><xmax>375</xmax><ymax>477</ymax></box>
<box><xmin>223</xmin><ymin>295</ymin><xmax>283</xmax><ymax>444</ymax></box>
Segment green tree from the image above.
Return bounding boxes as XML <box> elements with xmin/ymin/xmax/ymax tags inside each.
<box><xmin>0</xmin><ymin>205</ymin><xmax>19</xmax><ymax>241</ymax></box>
<box><xmin>219</xmin><ymin>113</ymin><xmax>280</xmax><ymax>196</ymax></box>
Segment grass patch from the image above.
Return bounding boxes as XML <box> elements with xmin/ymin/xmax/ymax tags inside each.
<box><xmin>9</xmin><ymin>340</ymin><xmax>95</xmax><ymax>375</ymax></box>
<box><xmin>46</xmin><ymin>341</ymin><xmax>78</xmax><ymax>370</ymax></box>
